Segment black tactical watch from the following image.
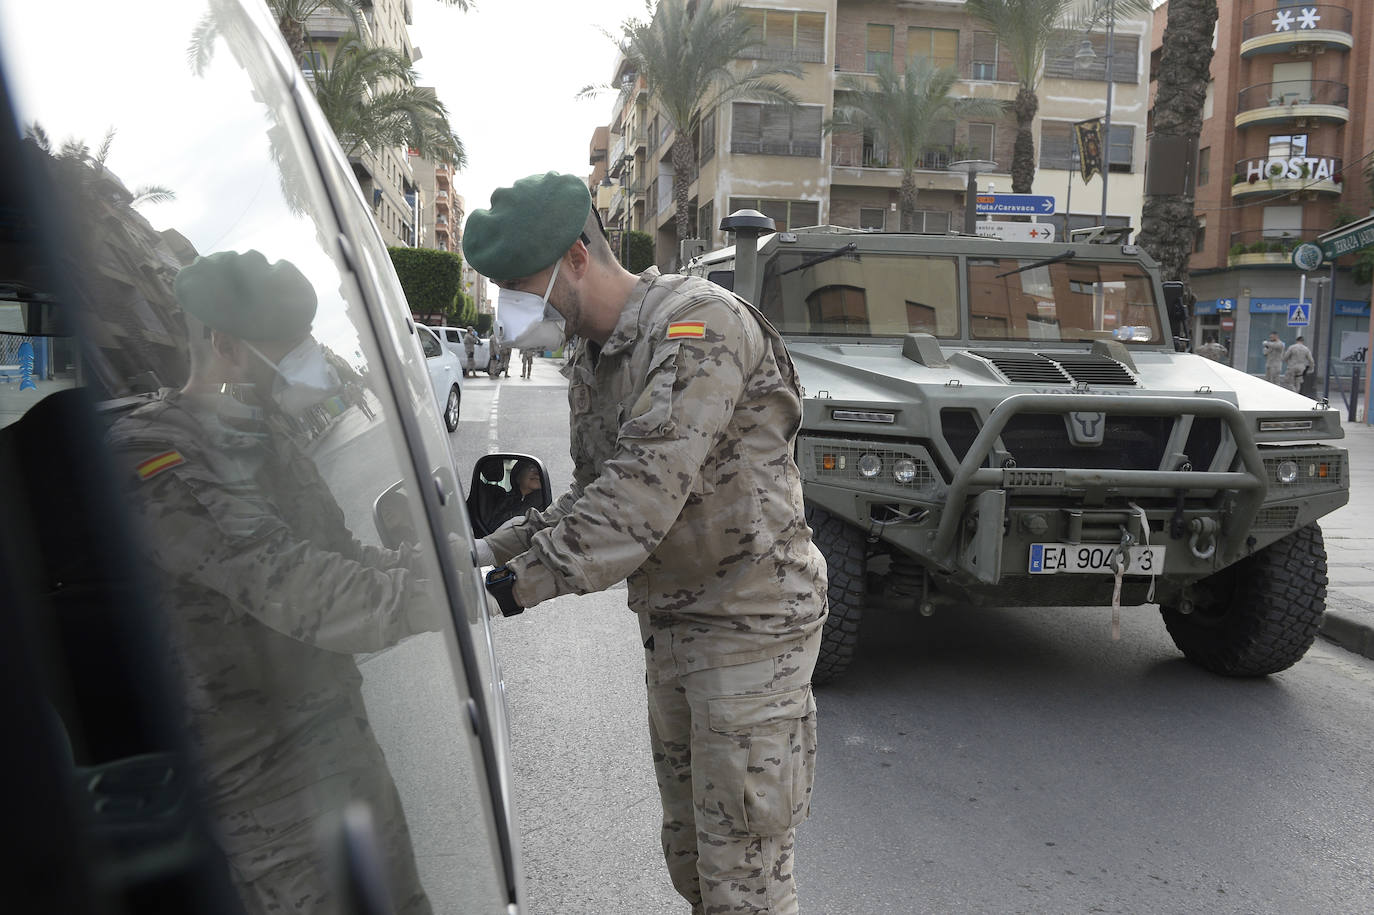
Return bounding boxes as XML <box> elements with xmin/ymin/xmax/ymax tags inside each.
<box><xmin>484</xmin><ymin>566</ymin><xmax>524</xmax><ymax>617</ymax></box>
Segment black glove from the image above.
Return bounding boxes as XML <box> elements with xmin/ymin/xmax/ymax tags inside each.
<box><xmin>484</xmin><ymin>566</ymin><xmax>524</xmax><ymax>617</ymax></box>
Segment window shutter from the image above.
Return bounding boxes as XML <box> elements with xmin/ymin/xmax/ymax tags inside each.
<box><xmin>796</xmin><ymin>13</ymin><xmax>825</xmax><ymax>63</ymax></box>
<box><xmin>793</xmin><ymin>106</ymin><xmax>822</xmax><ymax>156</ymax></box>
<box><xmin>731</xmin><ymin>103</ymin><xmax>761</xmax><ymax>154</ymax></box>
<box><xmin>761</xmin><ymin>106</ymin><xmax>791</xmax><ymax>155</ymax></box>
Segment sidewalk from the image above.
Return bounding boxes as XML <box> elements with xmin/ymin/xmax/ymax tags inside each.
<box><xmin>1318</xmin><ymin>418</ymin><xmax>1374</xmax><ymax>660</ymax></box>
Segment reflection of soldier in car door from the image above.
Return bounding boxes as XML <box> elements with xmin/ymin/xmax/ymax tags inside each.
<box><xmin>105</xmin><ymin>250</ymin><xmax>436</xmax><ymax>914</ymax></box>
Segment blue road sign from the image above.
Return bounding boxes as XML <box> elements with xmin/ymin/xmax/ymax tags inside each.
<box><xmin>1287</xmin><ymin>301</ymin><xmax>1311</xmax><ymax>326</ymax></box>
<box><xmin>976</xmin><ymin>193</ymin><xmax>1056</xmax><ymax>215</ymax></box>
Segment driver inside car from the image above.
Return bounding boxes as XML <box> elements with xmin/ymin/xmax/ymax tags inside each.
<box><xmin>105</xmin><ymin>249</ymin><xmax>437</xmax><ymax>914</ymax></box>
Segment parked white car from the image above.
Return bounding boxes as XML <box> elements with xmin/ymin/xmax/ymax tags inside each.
<box><xmin>417</xmin><ymin>323</ymin><xmax>463</xmax><ymax>431</ymax></box>
<box><xmin>432</xmin><ymin>325</ymin><xmax>507</xmax><ymax>377</ymax></box>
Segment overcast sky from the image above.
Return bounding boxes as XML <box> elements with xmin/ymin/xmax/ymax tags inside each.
<box><xmin>410</xmin><ymin>1</ymin><xmax>649</xmax><ymax>233</ymax></box>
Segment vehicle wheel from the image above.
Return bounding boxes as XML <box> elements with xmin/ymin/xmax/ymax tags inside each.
<box><xmin>805</xmin><ymin>504</ymin><xmax>866</xmax><ymax>685</ymax></box>
<box><xmin>1160</xmin><ymin>524</ymin><xmax>1327</xmax><ymax>676</ymax></box>
<box><xmin>443</xmin><ymin>385</ymin><xmax>460</xmax><ymax>432</ymax></box>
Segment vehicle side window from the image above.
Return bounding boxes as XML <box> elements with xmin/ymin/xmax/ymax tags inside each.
<box><xmin>419</xmin><ymin>327</ymin><xmax>441</xmax><ymax>358</ymax></box>
<box><xmin>444</xmin><ymin>329</ymin><xmax>459</xmax><ymax>343</ymax></box>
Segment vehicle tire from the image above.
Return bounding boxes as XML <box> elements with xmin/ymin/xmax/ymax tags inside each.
<box><xmin>805</xmin><ymin>504</ymin><xmax>866</xmax><ymax>685</ymax></box>
<box><xmin>1160</xmin><ymin>523</ymin><xmax>1327</xmax><ymax>676</ymax></box>
<box><xmin>443</xmin><ymin>385</ymin><xmax>460</xmax><ymax>432</ymax></box>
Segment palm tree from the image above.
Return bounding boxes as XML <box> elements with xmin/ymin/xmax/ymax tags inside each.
<box><xmin>596</xmin><ymin>0</ymin><xmax>804</xmax><ymax>257</ymax></box>
<box><xmin>267</xmin><ymin>0</ymin><xmax>469</xmax><ymax>69</ymax></box>
<box><xmin>1137</xmin><ymin>0</ymin><xmax>1218</xmax><ymax>283</ymax></box>
<box><xmin>309</xmin><ymin>32</ymin><xmax>464</xmax><ymax>166</ymax></box>
<box><xmin>828</xmin><ymin>57</ymin><xmax>1003</xmax><ymax>232</ymax></box>
<box><xmin>965</xmin><ymin>0</ymin><xmax>1150</xmax><ymax>194</ymax></box>
<box><xmin>25</xmin><ymin>124</ymin><xmax>175</xmax><ymax>208</ymax></box>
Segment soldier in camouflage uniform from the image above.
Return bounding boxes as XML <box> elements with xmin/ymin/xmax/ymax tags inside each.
<box><xmin>105</xmin><ymin>251</ymin><xmax>435</xmax><ymax>913</ymax></box>
<box><xmin>464</xmin><ymin>173</ymin><xmax>828</xmax><ymax>914</ymax></box>
<box><xmin>1195</xmin><ymin>336</ymin><xmax>1228</xmax><ymax>363</ymax></box>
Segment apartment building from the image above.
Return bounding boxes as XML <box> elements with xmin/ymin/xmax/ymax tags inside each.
<box><xmin>595</xmin><ymin>0</ymin><xmax>1152</xmax><ymax>268</ymax></box>
<box><xmin>1163</xmin><ymin>0</ymin><xmax>1372</xmax><ymax>377</ymax></box>
<box><xmin>305</xmin><ymin>0</ymin><xmax>424</xmax><ymax>248</ymax></box>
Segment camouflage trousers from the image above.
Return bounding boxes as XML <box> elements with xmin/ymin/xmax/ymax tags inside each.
<box><xmin>642</xmin><ymin>615</ymin><xmax>820</xmax><ymax>915</ymax></box>
<box><xmin>219</xmin><ymin>748</ymin><xmax>431</xmax><ymax>913</ymax></box>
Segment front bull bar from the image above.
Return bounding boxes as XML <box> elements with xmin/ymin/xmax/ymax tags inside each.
<box><xmin>930</xmin><ymin>393</ymin><xmax>1267</xmax><ymax>569</ymax></box>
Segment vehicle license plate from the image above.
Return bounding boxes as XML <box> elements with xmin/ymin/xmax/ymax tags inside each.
<box><xmin>1028</xmin><ymin>543</ymin><xmax>1165</xmax><ymax>575</ymax></box>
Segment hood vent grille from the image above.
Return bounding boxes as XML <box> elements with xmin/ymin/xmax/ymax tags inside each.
<box><xmin>972</xmin><ymin>351</ymin><xmax>1137</xmax><ymax>387</ymax></box>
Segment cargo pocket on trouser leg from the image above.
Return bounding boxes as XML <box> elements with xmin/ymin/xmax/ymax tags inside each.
<box><xmin>696</xmin><ymin>684</ymin><xmax>816</xmax><ymax>838</ymax></box>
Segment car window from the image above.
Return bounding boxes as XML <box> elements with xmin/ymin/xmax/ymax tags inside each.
<box><xmin>419</xmin><ymin>325</ymin><xmax>442</xmax><ymax>358</ymax></box>
<box><xmin>444</xmin><ymin>328</ymin><xmax>459</xmax><ymax>343</ymax></box>
<box><xmin>0</xmin><ymin>1</ymin><xmax>511</xmax><ymax>910</ymax></box>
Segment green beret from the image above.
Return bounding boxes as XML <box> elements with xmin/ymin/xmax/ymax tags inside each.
<box><xmin>174</xmin><ymin>249</ymin><xmax>317</xmax><ymax>342</ymax></box>
<box><xmin>463</xmin><ymin>172</ymin><xmax>591</xmax><ymax>281</ymax></box>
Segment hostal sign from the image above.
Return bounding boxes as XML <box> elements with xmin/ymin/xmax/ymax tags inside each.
<box><xmin>1245</xmin><ymin>156</ymin><xmax>1338</xmax><ymax>182</ymax></box>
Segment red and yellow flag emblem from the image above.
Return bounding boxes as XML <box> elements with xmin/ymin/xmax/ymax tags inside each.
<box><xmin>667</xmin><ymin>321</ymin><xmax>706</xmax><ymax>339</ymax></box>
<box><xmin>136</xmin><ymin>450</ymin><xmax>185</xmax><ymax>481</ymax></box>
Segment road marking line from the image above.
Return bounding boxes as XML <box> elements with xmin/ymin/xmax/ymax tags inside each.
<box><xmin>488</xmin><ymin>383</ymin><xmax>501</xmax><ymax>452</ymax></box>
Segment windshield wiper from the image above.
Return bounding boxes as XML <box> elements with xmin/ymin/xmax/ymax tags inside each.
<box><xmin>995</xmin><ymin>249</ymin><xmax>1076</xmax><ymax>278</ymax></box>
<box><xmin>779</xmin><ymin>243</ymin><xmax>858</xmax><ymax>276</ymax></box>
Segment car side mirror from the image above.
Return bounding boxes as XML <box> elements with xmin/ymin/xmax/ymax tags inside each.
<box><xmin>1162</xmin><ymin>281</ymin><xmax>1191</xmax><ymax>353</ymax></box>
<box><xmin>466</xmin><ymin>454</ymin><xmax>552</xmax><ymax>538</ymax></box>
<box><xmin>372</xmin><ymin>454</ymin><xmax>554</xmax><ymax>550</ymax></box>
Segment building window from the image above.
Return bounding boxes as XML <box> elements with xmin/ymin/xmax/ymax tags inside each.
<box><xmin>1262</xmin><ymin>205</ymin><xmax>1303</xmax><ymax>237</ymax></box>
<box><xmin>728</xmin><ymin>197</ymin><xmax>820</xmax><ymax>231</ymax></box>
<box><xmin>971</xmin><ymin>31</ymin><xmax>1004</xmax><ymax>80</ymax></box>
<box><xmin>1267</xmin><ymin>133</ymin><xmax>1308</xmax><ymax>158</ymax></box>
<box><xmin>908</xmin><ymin>27</ymin><xmax>958</xmax><ymax>70</ymax></box>
<box><xmin>697</xmin><ymin>110</ymin><xmax>716</xmax><ymax>165</ymax></box>
<box><xmin>1045</xmin><ymin>32</ymin><xmax>1140</xmax><ymax>83</ymax></box>
<box><xmin>859</xmin><ymin>207</ymin><xmax>887</xmax><ymax>230</ymax></box>
<box><xmin>1038</xmin><ymin>120</ymin><xmax>1075</xmax><ymax>169</ymax></box>
<box><xmin>968</xmin><ymin>123</ymin><xmax>995</xmax><ymax>162</ymax></box>
<box><xmin>866</xmin><ymin>24</ymin><xmax>893</xmax><ymax>72</ymax></box>
<box><xmin>1107</xmin><ymin>124</ymin><xmax>1134</xmax><ymax>173</ymax></box>
<box><xmin>731</xmin><ymin>103</ymin><xmax>823</xmax><ymax>157</ymax></box>
<box><xmin>1194</xmin><ymin>216</ymin><xmax>1206</xmax><ymax>253</ymax></box>
<box><xmin>741</xmin><ymin>9</ymin><xmax>826</xmax><ymax>63</ymax></box>
<box><xmin>912</xmin><ymin>210</ymin><xmax>951</xmax><ymax>234</ymax></box>
<box><xmin>698</xmin><ymin>199</ymin><xmax>714</xmax><ymax>243</ymax></box>
<box><xmin>1197</xmin><ymin>146</ymin><xmax>1210</xmax><ymax>186</ymax></box>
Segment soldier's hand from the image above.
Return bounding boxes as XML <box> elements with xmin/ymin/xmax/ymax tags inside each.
<box><xmin>484</xmin><ymin>566</ymin><xmax>523</xmax><ymax>617</ymax></box>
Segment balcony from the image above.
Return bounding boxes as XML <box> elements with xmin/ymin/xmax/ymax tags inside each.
<box><xmin>1235</xmin><ymin>80</ymin><xmax>1349</xmax><ymax>128</ymax></box>
<box><xmin>1227</xmin><ymin>228</ymin><xmax>1312</xmax><ymax>267</ymax></box>
<box><xmin>1231</xmin><ymin>154</ymin><xmax>1344</xmax><ymax>199</ymax></box>
<box><xmin>1241</xmin><ymin>6</ymin><xmax>1353</xmax><ymax>58</ymax></box>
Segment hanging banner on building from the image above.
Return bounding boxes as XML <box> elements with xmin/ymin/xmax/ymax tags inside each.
<box><xmin>1074</xmin><ymin>118</ymin><xmax>1104</xmax><ymax>183</ymax></box>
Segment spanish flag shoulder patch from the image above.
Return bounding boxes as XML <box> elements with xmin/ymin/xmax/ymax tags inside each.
<box><xmin>136</xmin><ymin>450</ymin><xmax>186</xmax><ymax>481</ymax></box>
<box><xmin>667</xmin><ymin>321</ymin><xmax>706</xmax><ymax>339</ymax></box>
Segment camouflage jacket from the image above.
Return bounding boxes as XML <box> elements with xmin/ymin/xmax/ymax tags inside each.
<box><xmin>106</xmin><ymin>390</ymin><xmax>429</xmax><ymax>808</ymax></box>
<box><xmin>486</xmin><ymin>269</ymin><xmax>827</xmax><ymax>670</ymax></box>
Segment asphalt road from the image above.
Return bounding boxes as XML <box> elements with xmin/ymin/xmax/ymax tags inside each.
<box><xmin>448</xmin><ymin>360</ymin><xmax>1374</xmax><ymax>915</ymax></box>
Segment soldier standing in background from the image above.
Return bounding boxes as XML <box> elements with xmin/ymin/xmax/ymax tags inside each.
<box><xmin>1196</xmin><ymin>335</ymin><xmax>1228</xmax><ymax>362</ymax></box>
<box><xmin>1285</xmin><ymin>334</ymin><xmax>1315</xmax><ymax>394</ymax></box>
<box><xmin>106</xmin><ymin>250</ymin><xmax>435</xmax><ymax>914</ymax></box>
<box><xmin>1263</xmin><ymin>331</ymin><xmax>1286</xmax><ymax>385</ymax></box>
<box><xmin>464</xmin><ymin>172</ymin><xmax>828</xmax><ymax>915</ymax></box>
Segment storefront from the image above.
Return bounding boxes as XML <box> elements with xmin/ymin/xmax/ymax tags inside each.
<box><xmin>1243</xmin><ymin>297</ymin><xmax>1369</xmax><ymax>376</ymax></box>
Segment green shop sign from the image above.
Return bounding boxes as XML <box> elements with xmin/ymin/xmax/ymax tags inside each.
<box><xmin>1319</xmin><ymin>216</ymin><xmax>1374</xmax><ymax>259</ymax></box>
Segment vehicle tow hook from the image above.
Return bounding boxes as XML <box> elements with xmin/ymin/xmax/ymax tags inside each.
<box><xmin>1188</xmin><ymin>517</ymin><xmax>1218</xmax><ymax>560</ymax></box>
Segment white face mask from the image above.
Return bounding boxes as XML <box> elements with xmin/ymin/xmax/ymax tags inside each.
<box><xmin>245</xmin><ymin>336</ymin><xmax>340</xmax><ymax>417</ymax></box>
<box><xmin>499</xmin><ymin>260</ymin><xmax>566</xmax><ymax>351</ymax></box>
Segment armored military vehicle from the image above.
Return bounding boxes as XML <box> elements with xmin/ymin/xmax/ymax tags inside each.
<box><xmin>688</xmin><ymin>213</ymin><xmax>1348</xmax><ymax>683</ymax></box>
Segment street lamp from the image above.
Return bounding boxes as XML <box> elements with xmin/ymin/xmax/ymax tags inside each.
<box><xmin>1074</xmin><ymin>0</ymin><xmax>1116</xmax><ymax>225</ymax></box>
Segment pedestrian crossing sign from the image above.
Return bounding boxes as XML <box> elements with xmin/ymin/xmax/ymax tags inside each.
<box><xmin>1287</xmin><ymin>302</ymin><xmax>1310</xmax><ymax>326</ymax></box>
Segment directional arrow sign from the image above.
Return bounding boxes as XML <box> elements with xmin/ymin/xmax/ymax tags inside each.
<box><xmin>976</xmin><ymin>221</ymin><xmax>1057</xmax><ymax>242</ymax></box>
<box><xmin>975</xmin><ymin>193</ymin><xmax>1056</xmax><ymax>215</ymax></box>
<box><xmin>1287</xmin><ymin>301</ymin><xmax>1311</xmax><ymax>327</ymax></box>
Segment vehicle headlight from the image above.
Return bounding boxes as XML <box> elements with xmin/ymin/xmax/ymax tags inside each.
<box><xmin>1276</xmin><ymin>460</ymin><xmax>1299</xmax><ymax>484</ymax></box>
<box><xmin>893</xmin><ymin>458</ymin><xmax>918</xmax><ymax>484</ymax></box>
<box><xmin>857</xmin><ymin>453</ymin><xmax>882</xmax><ymax>478</ymax></box>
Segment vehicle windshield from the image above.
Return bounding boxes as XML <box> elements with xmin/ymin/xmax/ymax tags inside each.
<box><xmin>756</xmin><ymin>249</ymin><xmax>1162</xmax><ymax>344</ymax></box>
<box><xmin>968</xmin><ymin>257</ymin><xmax>1163</xmax><ymax>344</ymax></box>
<box><xmin>759</xmin><ymin>251</ymin><xmax>960</xmax><ymax>337</ymax></box>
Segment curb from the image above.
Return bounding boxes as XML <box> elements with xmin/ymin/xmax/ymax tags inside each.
<box><xmin>1319</xmin><ymin>596</ymin><xmax>1374</xmax><ymax>662</ymax></box>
